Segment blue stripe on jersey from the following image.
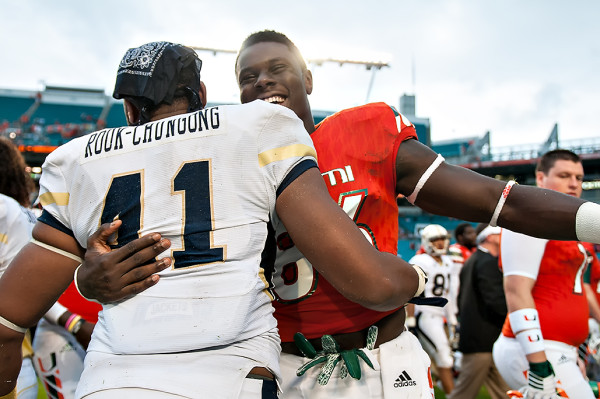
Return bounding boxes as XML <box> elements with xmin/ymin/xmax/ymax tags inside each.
<box><xmin>37</xmin><ymin>209</ymin><xmax>75</xmax><ymax>238</ymax></box>
<box><xmin>276</xmin><ymin>159</ymin><xmax>318</xmax><ymax>198</ymax></box>
<box><xmin>260</xmin><ymin>220</ymin><xmax>276</xmax><ymax>294</ymax></box>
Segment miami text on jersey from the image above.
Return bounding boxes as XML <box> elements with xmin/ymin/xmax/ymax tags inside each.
<box><xmin>84</xmin><ymin>107</ymin><xmax>221</xmax><ymax>158</ymax></box>
<box><xmin>322</xmin><ymin>165</ymin><xmax>354</xmax><ymax>187</ymax></box>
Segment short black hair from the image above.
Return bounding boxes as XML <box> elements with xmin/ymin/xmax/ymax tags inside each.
<box><xmin>454</xmin><ymin>222</ymin><xmax>474</xmax><ymax>240</ymax></box>
<box><xmin>235</xmin><ymin>30</ymin><xmax>307</xmax><ymax>72</ymax></box>
<box><xmin>536</xmin><ymin>149</ymin><xmax>581</xmax><ymax>174</ymax></box>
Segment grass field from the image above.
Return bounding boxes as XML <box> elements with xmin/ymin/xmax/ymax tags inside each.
<box><xmin>36</xmin><ymin>380</ymin><xmax>46</xmax><ymax>399</ymax></box>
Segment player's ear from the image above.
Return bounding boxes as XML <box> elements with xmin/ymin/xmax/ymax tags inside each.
<box><xmin>198</xmin><ymin>81</ymin><xmax>208</xmax><ymax>108</ymax></box>
<box><xmin>123</xmin><ymin>99</ymin><xmax>140</xmax><ymax>126</ymax></box>
<box><xmin>535</xmin><ymin>171</ymin><xmax>545</xmax><ymax>187</ymax></box>
<box><xmin>303</xmin><ymin>70</ymin><xmax>313</xmax><ymax>96</ymax></box>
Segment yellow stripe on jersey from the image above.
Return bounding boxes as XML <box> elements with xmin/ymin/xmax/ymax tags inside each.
<box><xmin>0</xmin><ymin>387</ymin><xmax>16</xmax><ymax>399</ymax></box>
<box><xmin>39</xmin><ymin>191</ymin><xmax>70</xmax><ymax>206</ymax></box>
<box><xmin>258</xmin><ymin>144</ymin><xmax>317</xmax><ymax>167</ymax></box>
<box><xmin>0</xmin><ymin>233</ymin><xmax>7</xmax><ymax>244</ymax></box>
<box><xmin>258</xmin><ymin>267</ymin><xmax>274</xmax><ymax>301</ymax></box>
<box><xmin>22</xmin><ymin>331</ymin><xmax>34</xmax><ymax>358</ymax></box>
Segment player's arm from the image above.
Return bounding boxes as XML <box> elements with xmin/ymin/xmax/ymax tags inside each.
<box><xmin>42</xmin><ymin>302</ymin><xmax>95</xmax><ymax>350</ymax></box>
<box><xmin>503</xmin><ymin>275</ymin><xmax>547</xmax><ymax>362</ymax></box>
<box><xmin>275</xmin><ymin>167</ymin><xmax>423</xmax><ymax>311</ymax></box>
<box><xmin>584</xmin><ymin>283</ymin><xmax>600</xmax><ymax>322</ymax></box>
<box><xmin>446</xmin><ymin>262</ymin><xmax>460</xmax><ymax>327</ymax></box>
<box><xmin>405</xmin><ymin>303</ymin><xmax>417</xmax><ymax>333</ymax></box>
<box><xmin>501</xmin><ymin>231</ymin><xmax>561</xmax><ymax>396</ymax></box>
<box><xmin>0</xmin><ymin>222</ymin><xmax>82</xmax><ymax>396</ymax></box>
<box><xmin>583</xmin><ymin>251</ymin><xmax>600</xmax><ymax>322</ymax></box>
<box><xmin>504</xmin><ymin>274</ymin><xmax>562</xmax><ymax>396</ymax></box>
<box><xmin>405</xmin><ymin>255</ymin><xmax>420</xmax><ymax>331</ymax></box>
<box><xmin>395</xmin><ymin>139</ymin><xmax>588</xmax><ymax>242</ymax></box>
<box><xmin>505</xmin><ymin>276</ymin><xmax>557</xmax><ymax>391</ymax></box>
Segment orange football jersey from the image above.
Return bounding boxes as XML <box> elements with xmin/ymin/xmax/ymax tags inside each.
<box><xmin>271</xmin><ymin>102</ymin><xmax>417</xmax><ymax>341</ymax></box>
<box><xmin>501</xmin><ymin>240</ymin><xmax>589</xmax><ymax>346</ymax></box>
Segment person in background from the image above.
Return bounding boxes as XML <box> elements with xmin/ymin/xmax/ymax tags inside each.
<box><xmin>448</xmin><ymin>222</ymin><xmax>477</xmax><ymax>268</ymax></box>
<box><xmin>407</xmin><ymin>224</ymin><xmax>458</xmax><ymax>395</ymax></box>
<box><xmin>0</xmin><ymin>137</ymin><xmax>38</xmax><ymax>399</ymax></box>
<box><xmin>494</xmin><ymin>149</ymin><xmax>596</xmax><ymax>398</ymax></box>
<box><xmin>448</xmin><ymin>223</ymin><xmax>509</xmax><ymax>399</ymax></box>
<box><xmin>446</xmin><ymin>222</ymin><xmax>477</xmax><ymax>354</ymax></box>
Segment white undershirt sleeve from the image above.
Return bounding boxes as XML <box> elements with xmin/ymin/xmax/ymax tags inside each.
<box><xmin>500</xmin><ymin>229</ymin><xmax>547</xmax><ymax>280</ymax></box>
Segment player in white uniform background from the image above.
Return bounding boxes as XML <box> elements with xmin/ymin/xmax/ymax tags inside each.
<box><xmin>407</xmin><ymin>224</ymin><xmax>459</xmax><ymax>395</ymax></box>
<box><xmin>0</xmin><ymin>194</ymin><xmax>37</xmax><ymax>399</ymax></box>
<box><xmin>0</xmin><ymin>137</ymin><xmax>38</xmax><ymax>399</ymax></box>
<box><xmin>0</xmin><ymin>41</ymin><xmax>427</xmax><ymax>399</ymax></box>
<box><xmin>33</xmin><ymin>291</ymin><xmax>98</xmax><ymax>398</ymax></box>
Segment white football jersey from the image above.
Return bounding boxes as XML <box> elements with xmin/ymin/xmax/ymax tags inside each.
<box><xmin>409</xmin><ymin>252</ymin><xmax>457</xmax><ymax>320</ymax></box>
<box><xmin>0</xmin><ymin>194</ymin><xmax>36</xmax><ymax>278</ymax></box>
<box><xmin>38</xmin><ymin>100</ymin><xmax>317</xmax><ymax>355</ymax></box>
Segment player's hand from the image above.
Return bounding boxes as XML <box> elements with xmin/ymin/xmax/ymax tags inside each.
<box><xmin>507</xmin><ymin>388</ymin><xmax>568</xmax><ymax>398</ymax></box>
<box><xmin>77</xmin><ymin>220</ymin><xmax>172</xmax><ymax>303</ymax></box>
<box><xmin>515</xmin><ymin>361</ymin><xmax>567</xmax><ymax>398</ymax></box>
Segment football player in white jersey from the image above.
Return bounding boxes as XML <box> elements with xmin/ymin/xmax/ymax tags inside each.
<box><xmin>0</xmin><ymin>138</ymin><xmax>38</xmax><ymax>399</ymax></box>
<box><xmin>406</xmin><ymin>224</ymin><xmax>458</xmax><ymax>395</ymax></box>
<box><xmin>0</xmin><ymin>42</ymin><xmax>427</xmax><ymax>399</ymax></box>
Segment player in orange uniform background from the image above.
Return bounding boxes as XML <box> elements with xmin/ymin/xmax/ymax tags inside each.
<box><xmin>448</xmin><ymin>223</ymin><xmax>477</xmax><ymax>267</ymax></box>
<box><xmin>493</xmin><ymin>149</ymin><xmax>596</xmax><ymax>398</ymax></box>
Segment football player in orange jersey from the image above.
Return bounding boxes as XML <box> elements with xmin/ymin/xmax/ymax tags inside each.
<box><xmin>493</xmin><ymin>149</ymin><xmax>596</xmax><ymax>398</ymax></box>
<box><xmin>76</xmin><ymin>33</ymin><xmax>600</xmax><ymax>399</ymax></box>
<box><xmin>448</xmin><ymin>223</ymin><xmax>477</xmax><ymax>268</ymax></box>
<box><xmin>580</xmin><ymin>241</ymin><xmax>600</xmax><ymax>385</ymax></box>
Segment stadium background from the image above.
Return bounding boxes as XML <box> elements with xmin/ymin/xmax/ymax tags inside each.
<box><xmin>3</xmin><ymin>84</ymin><xmax>600</xmax><ymax>262</ymax></box>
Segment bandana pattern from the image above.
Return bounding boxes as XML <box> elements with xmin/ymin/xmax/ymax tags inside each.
<box><xmin>118</xmin><ymin>42</ymin><xmax>170</xmax><ymax>77</ymax></box>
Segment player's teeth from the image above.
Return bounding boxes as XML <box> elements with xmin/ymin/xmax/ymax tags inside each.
<box><xmin>264</xmin><ymin>96</ymin><xmax>284</xmax><ymax>103</ymax></box>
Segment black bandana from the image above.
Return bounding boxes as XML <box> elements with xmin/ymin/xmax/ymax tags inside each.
<box><xmin>113</xmin><ymin>41</ymin><xmax>202</xmax><ymax>108</ymax></box>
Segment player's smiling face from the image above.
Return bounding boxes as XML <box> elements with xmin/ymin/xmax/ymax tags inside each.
<box><xmin>236</xmin><ymin>41</ymin><xmax>314</xmax><ymax>132</ymax></box>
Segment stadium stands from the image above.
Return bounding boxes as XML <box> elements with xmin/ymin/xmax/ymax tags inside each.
<box><xmin>2</xmin><ymin>85</ymin><xmax>600</xmax><ymax>261</ymax></box>
<box><xmin>0</xmin><ymin>92</ymin><xmax>35</xmax><ymax>122</ymax></box>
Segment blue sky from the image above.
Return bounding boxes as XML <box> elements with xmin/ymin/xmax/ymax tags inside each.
<box><xmin>1</xmin><ymin>0</ymin><xmax>598</xmax><ymax>148</ymax></box>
